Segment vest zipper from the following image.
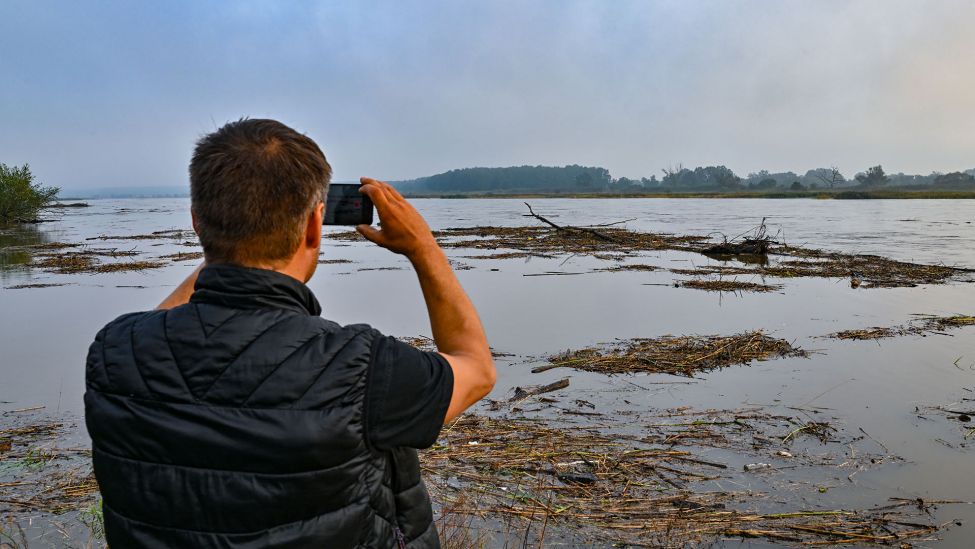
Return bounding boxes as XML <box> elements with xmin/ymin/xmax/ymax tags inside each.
<box><xmin>394</xmin><ymin>526</ymin><xmax>407</xmax><ymax>549</ymax></box>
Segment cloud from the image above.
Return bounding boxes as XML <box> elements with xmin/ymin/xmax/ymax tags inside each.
<box><xmin>1</xmin><ymin>0</ymin><xmax>972</xmax><ymax>189</ymax></box>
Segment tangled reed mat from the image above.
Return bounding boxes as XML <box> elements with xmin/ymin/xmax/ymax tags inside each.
<box><xmin>675</xmin><ymin>279</ymin><xmax>782</xmax><ymax>293</ymax></box>
<box><xmin>534</xmin><ymin>331</ymin><xmax>806</xmax><ymax>376</ymax></box>
<box><xmin>422</xmin><ymin>412</ymin><xmax>957</xmax><ymax>547</ymax></box>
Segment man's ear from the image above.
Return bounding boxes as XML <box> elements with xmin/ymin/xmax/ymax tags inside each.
<box><xmin>305</xmin><ymin>202</ymin><xmax>324</xmax><ymax>248</ymax></box>
<box><xmin>191</xmin><ymin>210</ymin><xmax>200</xmax><ymax>236</ymax></box>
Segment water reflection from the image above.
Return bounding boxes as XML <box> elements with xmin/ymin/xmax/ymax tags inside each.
<box><xmin>0</xmin><ymin>223</ymin><xmax>51</xmax><ymax>271</ymax></box>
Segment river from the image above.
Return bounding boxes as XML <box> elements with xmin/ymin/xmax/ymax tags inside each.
<box><xmin>2</xmin><ymin>197</ymin><xmax>974</xmax><ymax>547</ymax></box>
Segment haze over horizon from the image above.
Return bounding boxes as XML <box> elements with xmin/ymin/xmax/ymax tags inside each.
<box><xmin>2</xmin><ymin>0</ymin><xmax>974</xmax><ymax>191</ymax></box>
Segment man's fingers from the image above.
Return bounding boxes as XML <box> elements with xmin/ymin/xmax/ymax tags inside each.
<box><xmin>365</xmin><ymin>178</ymin><xmax>404</xmax><ymax>203</ymax></box>
<box><xmin>358</xmin><ymin>180</ymin><xmax>391</xmax><ymax>210</ymax></box>
<box><xmin>356</xmin><ymin>224</ymin><xmax>386</xmax><ymax>245</ymax></box>
<box><xmin>380</xmin><ymin>185</ymin><xmax>403</xmax><ymax>204</ymax></box>
<box><xmin>383</xmin><ymin>183</ymin><xmax>407</xmax><ymax>202</ymax></box>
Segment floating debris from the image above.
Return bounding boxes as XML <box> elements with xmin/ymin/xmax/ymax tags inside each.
<box><xmin>30</xmin><ymin>254</ymin><xmax>96</xmax><ymax>273</ymax></box>
<box><xmin>29</xmin><ymin>252</ymin><xmax>165</xmax><ymax>274</ymax></box>
<box><xmin>595</xmin><ymin>263</ymin><xmax>659</xmax><ymax>272</ymax></box>
<box><xmin>670</xmin><ymin>266</ymin><xmax>764</xmax><ymax>277</ymax></box>
<box><xmin>4</xmin><ymin>282</ymin><xmax>68</xmax><ymax>290</ymax></box>
<box><xmin>401</xmin><ymin>335</ymin><xmax>437</xmax><ymax>352</ymax></box>
<box><xmin>326</xmin><ymin>230</ymin><xmax>367</xmax><ymax>242</ymax></box>
<box><xmin>701</xmin><ymin>218</ymin><xmax>775</xmax><ymax>259</ymax></box>
<box><xmin>759</xmin><ymin>253</ymin><xmax>963</xmax><ymax>288</ymax></box>
<box><xmin>85</xmin><ymin>229</ymin><xmax>197</xmax><ymax>241</ymax></box>
<box><xmin>828</xmin><ymin>326</ymin><xmax>901</xmax><ymax>340</ymax></box>
<box><xmin>459</xmin><ymin>251</ymin><xmax>555</xmax><ymax>260</ymax></box>
<box><xmin>508</xmin><ymin>378</ymin><xmax>570</xmax><ymax>404</ymax></box>
<box><xmin>677</xmin><ymin>279</ymin><xmax>781</xmax><ymax>293</ymax></box>
<box><xmin>422</xmin><ymin>412</ymin><xmax>945</xmax><ymax>547</ymax></box>
<box><xmin>826</xmin><ymin>314</ymin><xmax>975</xmax><ymax>340</ymax></box>
<box><xmin>24</xmin><ymin>242</ymin><xmax>80</xmax><ymax>251</ymax></box>
<box><xmin>0</xmin><ymin>419</ymin><xmax>98</xmax><ymax>515</ymax></box>
<box><xmin>317</xmin><ymin>258</ymin><xmax>354</xmax><ymax>264</ymax></box>
<box><xmin>44</xmin><ymin>202</ymin><xmax>89</xmax><ymax>208</ymax></box>
<box><xmin>401</xmin><ymin>335</ymin><xmax>512</xmax><ymax>359</ymax></box>
<box><xmin>91</xmin><ymin>260</ymin><xmax>166</xmax><ymax>273</ymax></box>
<box><xmin>434</xmin><ymin>226</ymin><xmax>708</xmax><ymax>255</ymax></box>
<box><xmin>325</xmin><ymin>206</ymin><xmax>970</xmax><ymax>289</ymax></box>
<box><xmin>537</xmin><ymin>332</ymin><xmax>805</xmax><ymax>376</ymax></box>
<box><xmin>159</xmin><ymin>251</ymin><xmax>205</xmax><ymax>262</ymax></box>
<box><xmin>430</xmin><ymin>224</ymin><xmax>967</xmax><ymax>288</ymax></box>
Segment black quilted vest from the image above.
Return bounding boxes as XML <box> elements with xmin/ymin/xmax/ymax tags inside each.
<box><xmin>84</xmin><ymin>264</ymin><xmax>440</xmax><ymax>548</ymax></box>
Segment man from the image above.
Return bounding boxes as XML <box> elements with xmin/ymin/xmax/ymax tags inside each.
<box><xmin>84</xmin><ymin>118</ymin><xmax>496</xmax><ymax>548</ymax></box>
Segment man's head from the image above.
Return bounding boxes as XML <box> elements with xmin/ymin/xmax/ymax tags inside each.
<box><xmin>190</xmin><ymin>118</ymin><xmax>331</xmax><ymax>277</ymax></box>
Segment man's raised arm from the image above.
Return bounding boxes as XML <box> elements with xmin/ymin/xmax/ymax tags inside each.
<box><xmin>356</xmin><ymin>178</ymin><xmax>496</xmax><ymax>423</ymax></box>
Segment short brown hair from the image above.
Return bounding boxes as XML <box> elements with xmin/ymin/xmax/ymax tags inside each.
<box><xmin>190</xmin><ymin>119</ymin><xmax>332</xmax><ymax>265</ymax></box>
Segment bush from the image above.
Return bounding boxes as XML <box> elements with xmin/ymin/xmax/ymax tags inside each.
<box><xmin>0</xmin><ymin>163</ymin><xmax>60</xmax><ymax>224</ymax></box>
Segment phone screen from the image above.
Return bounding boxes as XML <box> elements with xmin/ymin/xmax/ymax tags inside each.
<box><xmin>324</xmin><ymin>184</ymin><xmax>374</xmax><ymax>225</ymax></box>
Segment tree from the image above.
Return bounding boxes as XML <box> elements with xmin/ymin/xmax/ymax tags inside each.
<box><xmin>854</xmin><ymin>165</ymin><xmax>889</xmax><ymax>188</ymax></box>
<box><xmin>790</xmin><ymin>181</ymin><xmax>805</xmax><ymax>191</ymax></box>
<box><xmin>660</xmin><ymin>164</ymin><xmax>740</xmax><ymax>189</ymax></box>
<box><xmin>660</xmin><ymin>163</ymin><xmax>684</xmax><ymax>187</ymax></box>
<box><xmin>932</xmin><ymin>171</ymin><xmax>975</xmax><ymax>188</ymax></box>
<box><xmin>807</xmin><ymin>166</ymin><xmax>845</xmax><ymax>189</ymax></box>
<box><xmin>575</xmin><ymin>172</ymin><xmax>593</xmax><ymax>188</ymax></box>
<box><xmin>0</xmin><ymin>163</ymin><xmax>59</xmax><ymax>224</ymax></box>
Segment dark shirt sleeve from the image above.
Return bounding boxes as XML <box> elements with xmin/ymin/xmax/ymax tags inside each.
<box><xmin>366</xmin><ymin>334</ymin><xmax>454</xmax><ymax>451</ymax></box>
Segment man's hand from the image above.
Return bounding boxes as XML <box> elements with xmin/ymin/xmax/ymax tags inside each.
<box><xmin>356</xmin><ymin>177</ymin><xmax>438</xmax><ymax>259</ymax></box>
<box><xmin>354</xmin><ymin>176</ymin><xmax>495</xmax><ymax>423</ymax></box>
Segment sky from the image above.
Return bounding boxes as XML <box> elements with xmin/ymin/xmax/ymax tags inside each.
<box><xmin>1</xmin><ymin>0</ymin><xmax>974</xmax><ymax>190</ymax></box>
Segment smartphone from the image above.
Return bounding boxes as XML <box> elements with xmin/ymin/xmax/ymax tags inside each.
<box><xmin>324</xmin><ymin>184</ymin><xmax>374</xmax><ymax>225</ymax></box>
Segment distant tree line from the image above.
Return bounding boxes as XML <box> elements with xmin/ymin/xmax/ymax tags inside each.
<box><xmin>395</xmin><ymin>165</ymin><xmax>612</xmax><ymax>194</ymax></box>
<box><xmin>394</xmin><ymin>163</ymin><xmax>975</xmax><ymax>194</ymax></box>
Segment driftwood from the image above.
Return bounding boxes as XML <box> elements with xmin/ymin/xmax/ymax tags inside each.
<box><xmin>508</xmin><ymin>377</ymin><xmax>570</xmax><ymax>402</ymax></box>
<box><xmin>702</xmin><ymin>238</ymin><xmax>771</xmax><ymax>256</ymax></box>
<box><xmin>702</xmin><ymin>218</ymin><xmax>774</xmax><ymax>257</ymax></box>
<box><xmin>523</xmin><ymin>203</ymin><xmax>618</xmax><ymax>243</ymax></box>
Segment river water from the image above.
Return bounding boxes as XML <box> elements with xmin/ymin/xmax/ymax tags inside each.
<box><xmin>2</xmin><ymin>197</ymin><xmax>974</xmax><ymax>547</ymax></box>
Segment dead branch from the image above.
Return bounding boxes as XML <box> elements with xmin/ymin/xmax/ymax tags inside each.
<box><xmin>523</xmin><ymin>203</ymin><xmax>618</xmax><ymax>243</ymax></box>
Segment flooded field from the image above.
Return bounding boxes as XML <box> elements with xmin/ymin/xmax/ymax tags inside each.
<box><xmin>2</xmin><ymin>197</ymin><xmax>975</xmax><ymax>547</ymax></box>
